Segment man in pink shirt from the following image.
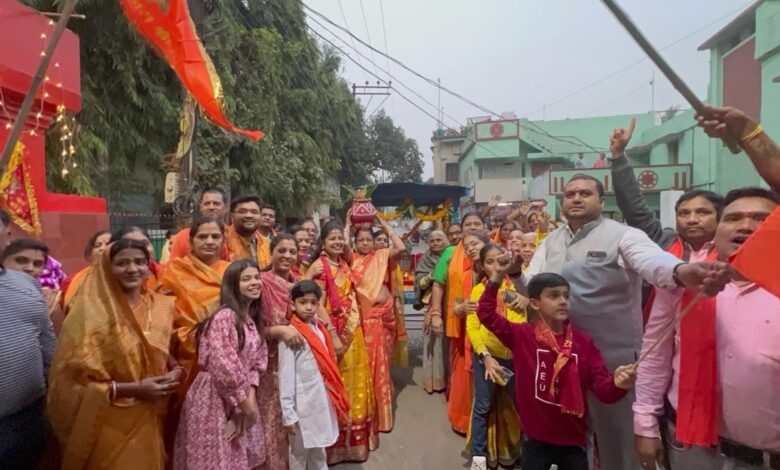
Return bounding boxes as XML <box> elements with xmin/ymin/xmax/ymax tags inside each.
<box><xmin>634</xmin><ymin>187</ymin><xmax>780</xmax><ymax>469</ymax></box>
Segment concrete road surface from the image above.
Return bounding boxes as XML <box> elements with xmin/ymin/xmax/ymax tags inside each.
<box><xmin>336</xmin><ymin>311</ymin><xmax>470</xmax><ymax>469</ymax></box>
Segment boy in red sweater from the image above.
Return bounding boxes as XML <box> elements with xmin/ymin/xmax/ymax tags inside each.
<box><xmin>477</xmin><ymin>253</ymin><xmax>636</xmax><ymax>470</ymax></box>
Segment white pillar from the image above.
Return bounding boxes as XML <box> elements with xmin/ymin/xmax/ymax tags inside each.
<box><xmin>659</xmin><ymin>190</ymin><xmax>683</xmax><ymax>229</ymax></box>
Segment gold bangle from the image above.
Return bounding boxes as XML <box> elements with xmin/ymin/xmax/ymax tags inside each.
<box><xmin>740</xmin><ymin>124</ymin><xmax>764</xmax><ymax>144</ymax></box>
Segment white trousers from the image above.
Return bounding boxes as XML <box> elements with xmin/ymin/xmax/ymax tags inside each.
<box><xmin>289</xmin><ymin>430</ymin><xmax>328</xmax><ymax>470</ymax></box>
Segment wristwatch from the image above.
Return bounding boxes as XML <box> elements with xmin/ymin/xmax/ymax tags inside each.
<box><xmin>672</xmin><ymin>263</ymin><xmax>685</xmax><ymax>288</ymax></box>
<box><xmin>478</xmin><ymin>351</ymin><xmax>492</xmax><ymax>362</ymax></box>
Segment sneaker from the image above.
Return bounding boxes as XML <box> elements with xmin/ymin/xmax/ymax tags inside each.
<box><xmin>470</xmin><ymin>456</ymin><xmax>487</xmax><ymax>470</ymax></box>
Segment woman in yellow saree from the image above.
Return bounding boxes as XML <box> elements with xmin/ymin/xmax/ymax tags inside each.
<box><xmin>310</xmin><ymin>220</ymin><xmax>378</xmax><ymax>464</ymax></box>
<box><xmin>351</xmin><ymin>217</ymin><xmax>405</xmax><ymax>433</ymax></box>
<box><xmin>48</xmin><ymin>238</ymin><xmax>183</xmax><ymax>470</ymax></box>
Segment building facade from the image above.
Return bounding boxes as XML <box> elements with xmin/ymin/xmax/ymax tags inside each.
<box><xmin>430</xmin><ymin>1</ymin><xmax>777</xmax><ymax>220</ymax></box>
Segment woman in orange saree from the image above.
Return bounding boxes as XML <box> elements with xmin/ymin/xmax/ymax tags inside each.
<box><xmin>429</xmin><ymin>212</ymin><xmax>487</xmax><ymax>434</ymax></box>
<box><xmin>311</xmin><ymin>220</ymin><xmax>378</xmax><ymax>464</ymax></box>
<box><xmin>158</xmin><ymin>216</ymin><xmax>229</xmax><ymax>390</ymax></box>
<box><xmin>157</xmin><ymin>216</ymin><xmax>229</xmax><ymax>446</ymax></box>
<box><xmin>47</xmin><ymin>239</ymin><xmax>183</xmax><ymax>470</ymax></box>
<box><xmin>351</xmin><ymin>217</ymin><xmax>405</xmax><ymax>433</ymax></box>
<box><xmin>256</xmin><ymin>234</ymin><xmax>303</xmax><ymax>470</ymax></box>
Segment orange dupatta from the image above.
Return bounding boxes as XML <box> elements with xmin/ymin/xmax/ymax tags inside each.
<box><xmin>351</xmin><ymin>249</ymin><xmax>391</xmax><ymax>312</ymax></box>
<box><xmin>224</xmin><ymin>224</ymin><xmax>272</xmax><ymax>268</ymax></box>
<box><xmin>47</xmin><ymin>251</ymin><xmax>174</xmax><ymax>470</ymax></box>
<box><xmin>289</xmin><ymin>315</ymin><xmax>351</xmax><ymax>423</ymax></box>
<box><xmin>445</xmin><ymin>242</ymin><xmax>472</xmax><ymax>338</ymax></box>
<box><xmin>158</xmin><ymin>254</ymin><xmax>229</xmax><ymax>381</ymax></box>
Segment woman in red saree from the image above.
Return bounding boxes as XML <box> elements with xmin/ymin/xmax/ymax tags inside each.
<box><xmin>257</xmin><ymin>234</ymin><xmax>304</xmax><ymax>470</ymax></box>
<box><xmin>351</xmin><ymin>216</ymin><xmax>405</xmax><ymax>433</ymax></box>
<box><xmin>310</xmin><ymin>220</ymin><xmax>378</xmax><ymax>464</ymax></box>
<box><xmin>429</xmin><ymin>212</ymin><xmax>487</xmax><ymax>434</ymax></box>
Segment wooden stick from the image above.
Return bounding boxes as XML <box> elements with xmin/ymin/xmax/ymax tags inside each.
<box><xmin>0</xmin><ymin>0</ymin><xmax>80</xmax><ymax>174</ymax></box>
<box><xmin>634</xmin><ymin>291</ymin><xmax>704</xmax><ymax>368</ymax></box>
<box><xmin>600</xmin><ymin>0</ymin><xmax>741</xmax><ymax>154</ymax></box>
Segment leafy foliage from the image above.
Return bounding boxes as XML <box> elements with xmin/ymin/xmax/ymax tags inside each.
<box><xmin>29</xmin><ymin>0</ymin><xmax>420</xmax><ymax>214</ymax></box>
<box><xmin>365</xmin><ymin>110</ymin><xmax>423</xmax><ymax>183</ymax></box>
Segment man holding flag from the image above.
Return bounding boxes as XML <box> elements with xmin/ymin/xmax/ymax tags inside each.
<box><xmin>633</xmin><ymin>187</ymin><xmax>780</xmax><ymax>469</ymax></box>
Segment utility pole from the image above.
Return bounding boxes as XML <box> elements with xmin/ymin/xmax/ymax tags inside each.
<box><xmin>437</xmin><ymin>78</ymin><xmax>442</xmax><ymax>128</ymax></box>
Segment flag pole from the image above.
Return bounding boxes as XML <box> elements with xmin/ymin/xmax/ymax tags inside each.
<box><xmin>0</xmin><ymin>0</ymin><xmax>80</xmax><ymax>175</ymax></box>
<box><xmin>600</xmin><ymin>0</ymin><xmax>741</xmax><ymax>154</ymax></box>
<box><xmin>634</xmin><ymin>292</ymin><xmax>704</xmax><ymax>368</ymax></box>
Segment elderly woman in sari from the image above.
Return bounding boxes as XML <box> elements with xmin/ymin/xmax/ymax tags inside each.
<box><xmin>351</xmin><ymin>216</ymin><xmax>406</xmax><ymax>433</ymax></box>
<box><xmin>255</xmin><ymin>234</ymin><xmax>303</xmax><ymax>470</ymax></box>
<box><xmin>415</xmin><ymin>230</ymin><xmax>449</xmax><ymax>394</ymax></box>
<box><xmin>48</xmin><ymin>239</ymin><xmax>184</xmax><ymax>469</ymax></box>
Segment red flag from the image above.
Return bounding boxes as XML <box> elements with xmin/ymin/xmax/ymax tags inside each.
<box><xmin>0</xmin><ymin>142</ymin><xmax>42</xmax><ymax>236</ymax></box>
<box><xmin>729</xmin><ymin>205</ymin><xmax>780</xmax><ymax>298</ymax></box>
<box><xmin>119</xmin><ymin>0</ymin><xmax>263</xmax><ymax>141</ymax></box>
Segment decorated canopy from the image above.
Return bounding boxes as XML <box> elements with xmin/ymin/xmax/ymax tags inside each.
<box><xmin>371</xmin><ymin>183</ymin><xmax>467</xmax><ymax>209</ymax></box>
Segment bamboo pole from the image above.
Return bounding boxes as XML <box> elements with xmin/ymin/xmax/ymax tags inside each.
<box><xmin>600</xmin><ymin>0</ymin><xmax>741</xmax><ymax>154</ymax></box>
<box><xmin>634</xmin><ymin>292</ymin><xmax>704</xmax><ymax>367</ymax></box>
<box><xmin>0</xmin><ymin>0</ymin><xmax>80</xmax><ymax>174</ymax></box>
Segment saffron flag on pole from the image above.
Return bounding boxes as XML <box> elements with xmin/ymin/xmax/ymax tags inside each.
<box><xmin>0</xmin><ymin>142</ymin><xmax>42</xmax><ymax>236</ymax></box>
<box><xmin>729</xmin><ymin>205</ymin><xmax>780</xmax><ymax>298</ymax></box>
<box><xmin>119</xmin><ymin>0</ymin><xmax>264</xmax><ymax>141</ymax></box>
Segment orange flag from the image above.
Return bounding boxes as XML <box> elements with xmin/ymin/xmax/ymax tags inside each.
<box><xmin>0</xmin><ymin>142</ymin><xmax>42</xmax><ymax>235</ymax></box>
<box><xmin>729</xmin><ymin>205</ymin><xmax>780</xmax><ymax>298</ymax></box>
<box><xmin>119</xmin><ymin>0</ymin><xmax>263</xmax><ymax>141</ymax></box>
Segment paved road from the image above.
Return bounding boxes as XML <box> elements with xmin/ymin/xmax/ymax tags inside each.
<box><xmin>336</xmin><ymin>309</ymin><xmax>470</xmax><ymax>469</ymax></box>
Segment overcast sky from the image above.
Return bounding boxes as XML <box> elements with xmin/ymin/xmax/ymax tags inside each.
<box><xmin>304</xmin><ymin>0</ymin><xmax>755</xmax><ymax>179</ymax></box>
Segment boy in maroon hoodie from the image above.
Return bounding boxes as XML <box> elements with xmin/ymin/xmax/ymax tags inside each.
<box><xmin>477</xmin><ymin>253</ymin><xmax>636</xmax><ymax>470</ymax></box>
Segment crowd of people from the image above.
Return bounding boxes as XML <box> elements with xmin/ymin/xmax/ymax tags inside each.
<box><xmin>0</xmin><ymin>105</ymin><xmax>778</xmax><ymax>470</ymax></box>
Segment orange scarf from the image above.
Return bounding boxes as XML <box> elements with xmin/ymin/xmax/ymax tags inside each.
<box><xmin>445</xmin><ymin>243</ymin><xmax>471</xmax><ymax>338</ymax></box>
<box><xmin>224</xmin><ymin>225</ymin><xmax>271</xmax><ymax>268</ymax></box>
<box><xmin>289</xmin><ymin>315</ymin><xmax>351</xmax><ymax>423</ymax></box>
<box><xmin>534</xmin><ymin>320</ymin><xmax>584</xmax><ymax>417</ymax></box>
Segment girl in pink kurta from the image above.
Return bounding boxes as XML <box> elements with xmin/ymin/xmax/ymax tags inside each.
<box><xmin>174</xmin><ymin>259</ymin><xmax>269</xmax><ymax>470</ymax></box>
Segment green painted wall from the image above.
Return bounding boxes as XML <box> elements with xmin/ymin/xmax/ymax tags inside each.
<box><xmin>529</xmin><ymin>113</ymin><xmax>655</xmax><ymax>150</ymax></box>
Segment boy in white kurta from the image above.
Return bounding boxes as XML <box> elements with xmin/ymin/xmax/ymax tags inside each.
<box><xmin>279</xmin><ymin>281</ymin><xmax>348</xmax><ymax>470</ymax></box>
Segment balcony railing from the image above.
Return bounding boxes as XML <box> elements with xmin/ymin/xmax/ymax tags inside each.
<box><xmin>548</xmin><ymin>164</ymin><xmax>693</xmax><ymax>195</ymax></box>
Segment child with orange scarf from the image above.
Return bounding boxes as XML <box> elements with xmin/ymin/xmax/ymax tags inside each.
<box><xmin>477</xmin><ymin>256</ymin><xmax>636</xmax><ymax>470</ymax></box>
<box><xmin>280</xmin><ymin>280</ymin><xmax>350</xmax><ymax>470</ymax></box>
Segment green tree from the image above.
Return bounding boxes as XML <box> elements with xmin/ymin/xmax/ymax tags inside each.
<box><xmin>366</xmin><ymin>110</ymin><xmax>423</xmax><ymax>183</ymax></box>
<box><xmin>29</xmin><ymin>0</ymin><xmax>373</xmax><ymax>214</ymax></box>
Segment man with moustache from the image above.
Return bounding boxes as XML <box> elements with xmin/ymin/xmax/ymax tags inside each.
<box><xmin>169</xmin><ymin>188</ymin><xmax>229</xmax><ymax>260</ymax></box>
<box><xmin>518</xmin><ymin>173</ymin><xmax>730</xmax><ymax>470</ymax></box>
<box><xmin>223</xmin><ymin>195</ymin><xmax>273</xmax><ymax>269</ymax></box>
<box><xmin>634</xmin><ymin>187</ymin><xmax>780</xmax><ymax>470</ymax></box>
